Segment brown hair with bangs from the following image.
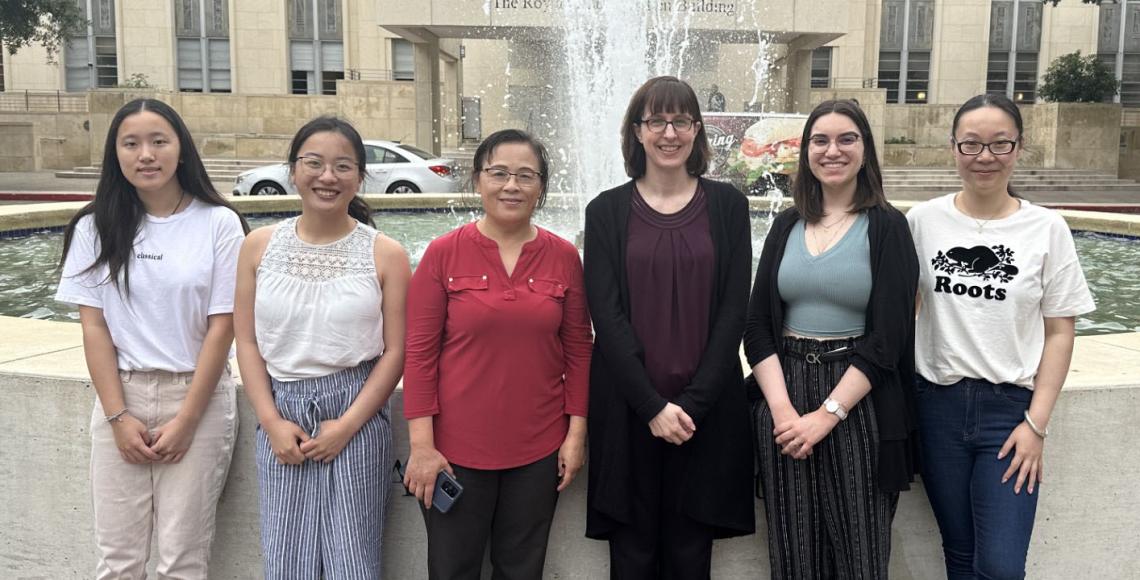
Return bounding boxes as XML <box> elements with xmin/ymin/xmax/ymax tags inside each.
<box><xmin>792</xmin><ymin>99</ymin><xmax>888</xmax><ymax>223</ymax></box>
<box><xmin>620</xmin><ymin>76</ymin><xmax>712</xmax><ymax>179</ymax></box>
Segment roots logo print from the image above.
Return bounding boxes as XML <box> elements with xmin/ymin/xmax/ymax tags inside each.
<box><xmin>932</xmin><ymin>245</ymin><xmax>1019</xmax><ymax>283</ymax></box>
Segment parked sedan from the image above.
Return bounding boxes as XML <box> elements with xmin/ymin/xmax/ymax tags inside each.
<box><xmin>232</xmin><ymin>140</ymin><xmax>461</xmax><ymax>195</ymax></box>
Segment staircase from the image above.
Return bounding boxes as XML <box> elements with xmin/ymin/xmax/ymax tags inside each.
<box><xmin>55</xmin><ymin>158</ymin><xmax>272</xmax><ymax>183</ymax></box>
<box><xmin>882</xmin><ymin>168</ymin><xmax>1140</xmax><ymax>203</ymax></box>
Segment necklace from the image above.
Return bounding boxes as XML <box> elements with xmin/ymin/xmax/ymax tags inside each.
<box><xmin>161</xmin><ymin>190</ymin><xmax>187</xmax><ymax>217</ymax></box>
<box><xmin>810</xmin><ymin>212</ymin><xmax>851</xmax><ymax>255</ymax></box>
<box><xmin>956</xmin><ymin>192</ymin><xmax>1013</xmax><ymax>233</ymax></box>
<box><xmin>817</xmin><ymin>213</ymin><xmax>848</xmax><ymax>230</ymax></box>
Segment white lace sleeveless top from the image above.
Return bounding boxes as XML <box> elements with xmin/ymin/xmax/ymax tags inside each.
<box><xmin>255</xmin><ymin>217</ymin><xmax>384</xmax><ymax>381</ymax></box>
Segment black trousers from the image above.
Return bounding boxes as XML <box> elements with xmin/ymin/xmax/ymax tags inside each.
<box><xmin>756</xmin><ymin>336</ymin><xmax>899</xmax><ymax>580</ymax></box>
<box><xmin>422</xmin><ymin>452</ymin><xmax>560</xmax><ymax>580</ymax></box>
<box><xmin>607</xmin><ymin>419</ymin><xmax>716</xmax><ymax>580</ymax></box>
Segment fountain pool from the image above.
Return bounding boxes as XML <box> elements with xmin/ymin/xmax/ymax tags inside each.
<box><xmin>1</xmin><ymin>209</ymin><xmax>1136</xmax><ymax>335</ymax></box>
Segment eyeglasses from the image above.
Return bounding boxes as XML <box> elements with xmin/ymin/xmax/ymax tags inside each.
<box><xmin>638</xmin><ymin>117</ymin><xmax>697</xmax><ymax>133</ymax></box>
<box><xmin>954</xmin><ymin>139</ymin><xmax>1018</xmax><ymax>156</ymax></box>
<box><xmin>808</xmin><ymin>133</ymin><xmax>862</xmax><ymax>151</ymax></box>
<box><xmin>482</xmin><ymin>167</ymin><xmax>543</xmax><ymax>188</ymax></box>
<box><xmin>295</xmin><ymin>155</ymin><xmax>359</xmax><ymax>177</ymax></box>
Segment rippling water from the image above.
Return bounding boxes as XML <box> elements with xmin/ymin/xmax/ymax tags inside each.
<box><xmin>1</xmin><ymin>212</ymin><xmax>1136</xmax><ymax>336</ymax></box>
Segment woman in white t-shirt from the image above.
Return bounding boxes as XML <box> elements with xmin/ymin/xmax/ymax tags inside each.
<box><xmin>906</xmin><ymin>93</ymin><xmax>1095</xmax><ymax>580</ymax></box>
<box><xmin>233</xmin><ymin>116</ymin><xmax>411</xmax><ymax>579</ymax></box>
<box><xmin>56</xmin><ymin>98</ymin><xmax>249</xmax><ymax>578</ymax></box>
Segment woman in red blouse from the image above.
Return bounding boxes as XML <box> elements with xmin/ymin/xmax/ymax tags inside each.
<box><xmin>402</xmin><ymin>129</ymin><xmax>593</xmax><ymax>579</ymax></box>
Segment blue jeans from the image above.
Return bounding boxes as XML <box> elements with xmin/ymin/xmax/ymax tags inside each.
<box><xmin>915</xmin><ymin>376</ymin><xmax>1039</xmax><ymax>580</ymax></box>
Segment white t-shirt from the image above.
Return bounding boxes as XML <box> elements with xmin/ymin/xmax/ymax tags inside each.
<box><xmin>907</xmin><ymin>193</ymin><xmax>1095</xmax><ymax>388</ymax></box>
<box><xmin>55</xmin><ymin>198</ymin><xmax>245</xmax><ymax>372</ymax></box>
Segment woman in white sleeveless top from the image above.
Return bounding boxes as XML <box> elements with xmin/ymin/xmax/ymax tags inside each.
<box><xmin>233</xmin><ymin>117</ymin><xmax>411</xmax><ymax>579</ymax></box>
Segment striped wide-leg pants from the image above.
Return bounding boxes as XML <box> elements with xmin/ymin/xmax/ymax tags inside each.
<box><xmin>256</xmin><ymin>359</ymin><xmax>392</xmax><ymax>580</ymax></box>
<box><xmin>755</xmin><ymin>336</ymin><xmax>898</xmax><ymax>580</ymax></box>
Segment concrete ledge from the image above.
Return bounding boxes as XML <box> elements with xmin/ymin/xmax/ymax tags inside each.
<box><xmin>2</xmin><ymin>315</ymin><xmax>1139</xmax><ymax>578</ymax></box>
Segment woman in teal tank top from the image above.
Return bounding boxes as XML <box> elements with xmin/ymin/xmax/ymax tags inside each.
<box><xmin>743</xmin><ymin>99</ymin><xmax>920</xmax><ymax>579</ymax></box>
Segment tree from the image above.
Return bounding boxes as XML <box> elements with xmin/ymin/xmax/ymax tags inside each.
<box><xmin>0</xmin><ymin>0</ymin><xmax>86</xmax><ymax>60</ymax></box>
<box><xmin>1039</xmin><ymin>51</ymin><xmax>1120</xmax><ymax>103</ymax></box>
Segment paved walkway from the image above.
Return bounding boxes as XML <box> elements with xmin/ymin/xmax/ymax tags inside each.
<box><xmin>1</xmin><ymin>170</ymin><xmax>1138</xmax><ymax>208</ymax></box>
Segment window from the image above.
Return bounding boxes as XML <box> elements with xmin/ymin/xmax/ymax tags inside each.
<box><xmin>397</xmin><ymin>144</ymin><xmax>434</xmax><ymax>160</ymax></box>
<box><xmin>1098</xmin><ymin>0</ymin><xmax>1140</xmax><ymax>106</ymax></box>
<box><xmin>66</xmin><ymin>0</ymin><xmax>118</xmax><ymax>91</ymax></box>
<box><xmin>392</xmin><ymin>39</ymin><xmax>414</xmax><ymax>81</ymax></box>
<box><xmin>878</xmin><ymin>0</ymin><xmax>934</xmax><ymax>104</ymax></box>
<box><xmin>0</xmin><ymin>43</ymin><xmax>5</xmax><ymax>91</ymax></box>
<box><xmin>987</xmin><ymin>1</ymin><xmax>1042</xmax><ymax>102</ymax></box>
<box><xmin>175</xmin><ymin>0</ymin><xmax>231</xmax><ymax>93</ymax></box>
<box><xmin>289</xmin><ymin>0</ymin><xmax>343</xmax><ymax>95</ymax></box>
<box><xmin>810</xmin><ymin>47</ymin><xmax>832</xmax><ymax>89</ymax></box>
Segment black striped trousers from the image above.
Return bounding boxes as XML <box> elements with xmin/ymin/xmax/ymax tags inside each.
<box><xmin>755</xmin><ymin>336</ymin><xmax>898</xmax><ymax>580</ymax></box>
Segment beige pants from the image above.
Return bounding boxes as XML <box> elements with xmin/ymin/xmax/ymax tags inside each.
<box><xmin>90</xmin><ymin>370</ymin><xmax>238</xmax><ymax>580</ymax></box>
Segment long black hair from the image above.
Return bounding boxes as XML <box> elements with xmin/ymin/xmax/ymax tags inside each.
<box><xmin>58</xmin><ymin>98</ymin><xmax>250</xmax><ymax>294</ymax></box>
<box><xmin>792</xmin><ymin>99</ymin><xmax>888</xmax><ymax>223</ymax></box>
<box><xmin>952</xmin><ymin>93</ymin><xmax>1024</xmax><ymax>198</ymax></box>
<box><xmin>285</xmin><ymin>116</ymin><xmax>375</xmax><ymax>226</ymax></box>
<box><xmin>471</xmin><ymin>128</ymin><xmax>551</xmax><ymax>209</ymax></box>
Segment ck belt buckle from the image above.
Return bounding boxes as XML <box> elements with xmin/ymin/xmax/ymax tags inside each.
<box><xmin>805</xmin><ymin>352</ymin><xmax>821</xmax><ymax>364</ymax></box>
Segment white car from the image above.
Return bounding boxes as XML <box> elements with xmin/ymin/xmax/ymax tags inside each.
<box><xmin>232</xmin><ymin>140</ymin><xmax>462</xmax><ymax>195</ymax></box>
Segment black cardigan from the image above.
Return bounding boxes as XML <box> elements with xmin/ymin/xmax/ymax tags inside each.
<box><xmin>583</xmin><ymin>178</ymin><xmax>755</xmax><ymax>540</ymax></box>
<box><xmin>743</xmin><ymin>204</ymin><xmax>921</xmax><ymax>493</ymax></box>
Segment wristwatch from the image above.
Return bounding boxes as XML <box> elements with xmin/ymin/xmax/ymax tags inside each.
<box><xmin>823</xmin><ymin>398</ymin><xmax>849</xmax><ymax>421</ymax></box>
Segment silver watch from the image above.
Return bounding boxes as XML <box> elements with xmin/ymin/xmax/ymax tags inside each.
<box><xmin>823</xmin><ymin>398</ymin><xmax>849</xmax><ymax>421</ymax></box>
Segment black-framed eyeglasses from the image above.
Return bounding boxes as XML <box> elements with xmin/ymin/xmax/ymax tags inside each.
<box><xmin>954</xmin><ymin>139</ymin><xmax>1018</xmax><ymax>156</ymax></box>
<box><xmin>482</xmin><ymin>167</ymin><xmax>543</xmax><ymax>188</ymax></box>
<box><xmin>638</xmin><ymin>117</ymin><xmax>698</xmax><ymax>133</ymax></box>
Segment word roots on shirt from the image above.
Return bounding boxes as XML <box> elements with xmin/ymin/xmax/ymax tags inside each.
<box><xmin>931</xmin><ymin>244</ymin><xmax>1019</xmax><ymax>301</ymax></box>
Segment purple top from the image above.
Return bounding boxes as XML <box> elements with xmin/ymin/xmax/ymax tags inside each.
<box><xmin>626</xmin><ymin>183</ymin><xmax>714</xmax><ymax>400</ymax></box>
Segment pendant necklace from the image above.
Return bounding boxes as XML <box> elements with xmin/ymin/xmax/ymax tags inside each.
<box><xmin>811</xmin><ymin>212</ymin><xmax>851</xmax><ymax>254</ymax></box>
<box><xmin>957</xmin><ymin>192</ymin><xmax>1012</xmax><ymax>234</ymax></box>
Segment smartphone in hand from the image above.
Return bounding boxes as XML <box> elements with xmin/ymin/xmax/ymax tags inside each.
<box><xmin>397</xmin><ymin>460</ymin><xmax>464</xmax><ymax>513</ymax></box>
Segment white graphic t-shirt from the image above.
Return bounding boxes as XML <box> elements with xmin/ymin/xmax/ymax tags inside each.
<box><xmin>907</xmin><ymin>193</ymin><xmax>1095</xmax><ymax>389</ymax></box>
<box><xmin>56</xmin><ymin>198</ymin><xmax>245</xmax><ymax>372</ymax></box>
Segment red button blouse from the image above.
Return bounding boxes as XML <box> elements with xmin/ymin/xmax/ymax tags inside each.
<box><xmin>403</xmin><ymin>222</ymin><xmax>592</xmax><ymax>470</ymax></box>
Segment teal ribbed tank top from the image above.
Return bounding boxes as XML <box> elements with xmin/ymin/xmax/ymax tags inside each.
<box><xmin>777</xmin><ymin>212</ymin><xmax>872</xmax><ymax>337</ymax></box>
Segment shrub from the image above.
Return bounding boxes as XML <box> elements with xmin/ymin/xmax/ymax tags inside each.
<box><xmin>1038</xmin><ymin>51</ymin><xmax>1120</xmax><ymax>103</ymax></box>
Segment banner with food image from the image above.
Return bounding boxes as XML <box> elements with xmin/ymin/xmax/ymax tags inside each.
<box><xmin>704</xmin><ymin>113</ymin><xmax>807</xmax><ymax>196</ymax></box>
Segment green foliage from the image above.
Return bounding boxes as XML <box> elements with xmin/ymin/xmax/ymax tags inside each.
<box><xmin>1045</xmin><ymin>0</ymin><xmax>1104</xmax><ymax>5</ymax></box>
<box><xmin>119</xmin><ymin>73</ymin><xmax>153</xmax><ymax>89</ymax></box>
<box><xmin>1039</xmin><ymin>51</ymin><xmax>1120</xmax><ymax>103</ymax></box>
<box><xmin>0</xmin><ymin>0</ymin><xmax>86</xmax><ymax>62</ymax></box>
<box><xmin>885</xmin><ymin>136</ymin><xmax>916</xmax><ymax>145</ymax></box>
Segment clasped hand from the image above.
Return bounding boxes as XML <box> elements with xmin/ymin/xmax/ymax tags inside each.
<box><xmin>773</xmin><ymin>408</ymin><xmax>840</xmax><ymax>460</ymax></box>
<box><xmin>649</xmin><ymin>403</ymin><xmax>696</xmax><ymax>445</ymax></box>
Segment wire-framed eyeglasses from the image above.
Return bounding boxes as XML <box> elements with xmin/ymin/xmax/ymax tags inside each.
<box><xmin>482</xmin><ymin>167</ymin><xmax>543</xmax><ymax>188</ymax></box>
<box><xmin>295</xmin><ymin>155</ymin><xmax>359</xmax><ymax>176</ymax></box>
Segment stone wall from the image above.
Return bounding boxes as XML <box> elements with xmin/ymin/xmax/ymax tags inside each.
<box><xmin>1121</xmin><ymin>120</ymin><xmax>1140</xmax><ymax>182</ymax></box>
<box><xmin>0</xmin><ymin>113</ymin><xmax>90</xmax><ymax>170</ymax></box>
<box><xmin>879</xmin><ymin>102</ymin><xmax>1120</xmax><ymax>172</ymax></box>
<box><xmin>82</xmin><ymin>82</ymin><xmax>422</xmax><ymax>165</ymax></box>
<box><xmin>0</xmin><ymin>122</ymin><xmax>36</xmax><ymax>171</ymax></box>
<box><xmin>4</xmin><ymin>371</ymin><xmax>1138</xmax><ymax>578</ymax></box>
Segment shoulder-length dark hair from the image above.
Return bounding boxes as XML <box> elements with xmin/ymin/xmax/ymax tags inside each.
<box><xmin>59</xmin><ymin>98</ymin><xmax>249</xmax><ymax>294</ymax></box>
<box><xmin>471</xmin><ymin>128</ymin><xmax>551</xmax><ymax>209</ymax></box>
<box><xmin>951</xmin><ymin>93</ymin><xmax>1025</xmax><ymax>198</ymax></box>
<box><xmin>792</xmin><ymin>99</ymin><xmax>888</xmax><ymax>223</ymax></box>
<box><xmin>286</xmin><ymin>116</ymin><xmax>375</xmax><ymax>227</ymax></box>
<box><xmin>620</xmin><ymin>76</ymin><xmax>712</xmax><ymax>179</ymax></box>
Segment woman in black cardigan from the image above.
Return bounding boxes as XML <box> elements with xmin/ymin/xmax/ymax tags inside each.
<box><xmin>583</xmin><ymin>76</ymin><xmax>754</xmax><ymax>579</ymax></box>
<box><xmin>743</xmin><ymin>99</ymin><xmax>919</xmax><ymax>579</ymax></box>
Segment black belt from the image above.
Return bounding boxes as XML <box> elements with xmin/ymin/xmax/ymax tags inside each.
<box><xmin>783</xmin><ymin>345</ymin><xmax>857</xmax><ymax>365</ymax></box>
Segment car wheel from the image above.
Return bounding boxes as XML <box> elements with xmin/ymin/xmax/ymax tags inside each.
<box><xmin>252</xmin><ymin>181</ymin><xmax>285</xmax><ymax>196</ymax></box>
<box><xmin>386</xmin><ymin>181</ymin><xmax>420</xmax><ymax>194</ymax></box>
